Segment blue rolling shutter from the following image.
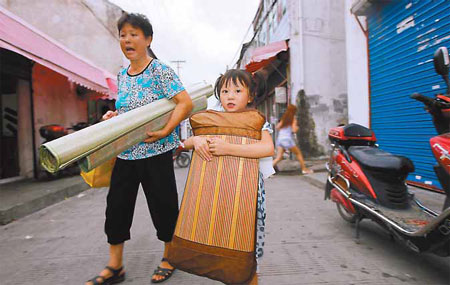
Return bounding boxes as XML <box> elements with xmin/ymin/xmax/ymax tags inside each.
<box><xmin>368</xmin><ymin>0</ymin><xmax>450</xmax><ymax>188</ymax></box>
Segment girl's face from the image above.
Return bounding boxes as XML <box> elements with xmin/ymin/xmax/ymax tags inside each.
<box><xmin>220</xmin><ymin>79</ymin><xmax>251</xmax><ymax>112</ymax></box>
<box><xmin>119</xmin><ymin>23</ymin><xmax>152</xmax><ymax>61</ymax></box>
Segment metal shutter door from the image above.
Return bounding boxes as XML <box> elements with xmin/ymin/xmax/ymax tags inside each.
<box><xmin>368</xmin><ymin>0</ymin><xmax>450</xmax><ymax>188</ymax></box>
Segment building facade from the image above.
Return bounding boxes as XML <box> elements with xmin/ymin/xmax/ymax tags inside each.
<box><xmin>237</xmin><ymin>0</ymin><xmax>348</xmax><ymax>157</ymax></box>
<box><xmin>0</xmin><ymin>0</ymin><xmax>124</xmax><ymax>75</ymax></box>
<box><xmin>0</xmin><ymin>5</ymin><xmax>118</xmax><ymax>180</ymax></box>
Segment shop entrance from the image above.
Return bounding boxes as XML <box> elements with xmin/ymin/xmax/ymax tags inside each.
<box><xmin>1</xmin><ymin>74</ymin><xmax>19</xmax><ymax>178</ymax></box>
<box><xmin>0</xmin><ymin>49</ymin><xmax>32</xmax><ymax>179</ymax></box>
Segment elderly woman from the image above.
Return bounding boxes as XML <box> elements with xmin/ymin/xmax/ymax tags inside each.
<box><xmin>86</xmin><ymin>13</ymin><xmax>192</xmax><ymax>284</ymax></box>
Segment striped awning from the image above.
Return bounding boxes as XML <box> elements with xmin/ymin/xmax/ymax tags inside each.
<box><xmin>245</xmin><ymin>40</ymin><xmax>288</xmax><ymax>73</ymax></box>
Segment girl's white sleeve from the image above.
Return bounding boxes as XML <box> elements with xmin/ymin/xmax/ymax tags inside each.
<box><xmin>259</xmin><ymin>122</ymin><xmax>275</xmax><ymax>179</ymax></box>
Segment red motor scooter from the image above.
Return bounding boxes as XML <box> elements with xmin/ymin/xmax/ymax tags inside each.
<box><xmin>324</xmin><ymin>47</ymin><xmax>450</xmax><ymax>257</ymax></box>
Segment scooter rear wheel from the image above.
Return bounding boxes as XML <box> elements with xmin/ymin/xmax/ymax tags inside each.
<box><xmin>176</xmin><ymin>152</ymin><xmax>191</xmax><ymax>168</ymax></box>
<box><xmin>336</xmin><ymin>202</ymin><xmax>357</xmax><ymax>224</ymax></box>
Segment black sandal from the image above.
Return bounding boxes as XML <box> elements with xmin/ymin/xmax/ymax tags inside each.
<box><xmin>151</xmin><ymin>258</ymin><xmax>176</xmax><ymax>283</ymax></box>
<box><xmin>86</xmin><ymin>266</ymin><xmax>125</xmax><ymax>284</ymax></box>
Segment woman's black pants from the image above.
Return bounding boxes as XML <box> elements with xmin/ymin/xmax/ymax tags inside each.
<box><xmin>105</xmin><ymin>151</ymin><xmax>179</xmax><ymax>245</ymax></box>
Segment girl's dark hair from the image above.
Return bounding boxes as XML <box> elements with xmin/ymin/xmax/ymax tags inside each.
<box><xmin>280</xmin><ymin>104</ymin><xmax>297</xmax><ymax>128</ymax></box>
<box><xmin>117</xmin><ymin>12</ymin><xmax>153</xmax><ymax>37</ymax></box>
<box><xmin>214</xmin><ymin>69</ymin><xmax>266</xmax><ymax>105</ymax></box>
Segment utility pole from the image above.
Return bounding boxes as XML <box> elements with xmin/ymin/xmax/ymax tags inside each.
<box><xmin>170</xmin><ymin>60</ymin><xmax>187</xmax><ymax>139</ymax></box>
<box><xmin>170</xmin><ymin>60</ymin><xmax>186</xmax><ymax>76</ymax></box>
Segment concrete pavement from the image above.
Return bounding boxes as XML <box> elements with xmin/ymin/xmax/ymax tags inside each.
<box><xmin>0</xmin><ymin>175</ymin><xmax>89</xmax><ymax>225</ymax></box>
<box><xmin>0</xmin><ymin>158</ymin><xmax>324</xmax><ymax>226</ymax></box>
<box><xmin>0</xmin><ymin>166</ymin><xmax>449</xmax><ymax>284</ymax></box>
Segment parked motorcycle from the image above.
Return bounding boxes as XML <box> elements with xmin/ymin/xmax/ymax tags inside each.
<box><xmin>39</xmin><ymin>122</ymin><xmax>89</xmax><ymax>178</ymax></box>
<box><xmin>324</xmin><ymin>47</ymin><xmax>450</xmax><ymax>257</ymax></box>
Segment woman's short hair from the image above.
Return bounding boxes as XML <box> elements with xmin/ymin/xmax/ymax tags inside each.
<box><xmin>117</xmin><ymin>12</ymin><xmax>153</xmax><ymax>38</ymax></box>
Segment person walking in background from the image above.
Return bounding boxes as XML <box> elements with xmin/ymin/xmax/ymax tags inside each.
<box><xmin>86</xmin><ymin>13</ymin><xmax>192</xmax><ymax>285</ymax></box>
<box><xmin>272</xmin><ymin>104</ymin><xmax>313</xmax><ymax>174</ymax></box>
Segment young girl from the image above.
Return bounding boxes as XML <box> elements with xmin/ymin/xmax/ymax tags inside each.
<box><xmin>183</xmin><ymin>69</ymin><xmax>275</xmax><ymax>284</ymax></box>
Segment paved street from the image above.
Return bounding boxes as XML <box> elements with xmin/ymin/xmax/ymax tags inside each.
<box><xmin>0</xmin><ymin>167</ymin><xmax>449</xmax><ymax>284</ymax></box>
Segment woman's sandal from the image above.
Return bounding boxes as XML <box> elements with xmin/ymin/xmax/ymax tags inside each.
<box><xmin>151</xmin><ymin>258</ymin><xmax>176</xmax><ymax>283</ymax></box>
<box><xmin>86</xmin><ymin>266</ymin><xmax>125</xmax><ymax>285</ymax></box>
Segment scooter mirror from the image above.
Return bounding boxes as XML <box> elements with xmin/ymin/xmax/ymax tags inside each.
<box><xmin>433</xmin><ymin>47</ymin><xmax>449</xmax><ymax>76</ymax></box>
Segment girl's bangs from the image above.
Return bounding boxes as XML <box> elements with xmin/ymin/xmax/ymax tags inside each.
<box><xmin>222</xmin><ymin>73</ymin><xmax>249</xmax><ymax>89</ymax></box>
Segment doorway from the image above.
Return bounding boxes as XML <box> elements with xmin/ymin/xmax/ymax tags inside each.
<box><xmin>0</xmin><ymin>49</ymin><xmax>33</xmax><ymax>179</ymax></box>
<box><xmin>0</xmin><ymin>74</ymin><xmax>19</xmax><ymax>178</ymax></box>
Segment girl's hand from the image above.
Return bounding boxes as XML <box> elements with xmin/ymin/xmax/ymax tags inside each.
<box><xmin>209</xmin><ymin>137</ymin><xmax>230</xmax><ymax>156</ymax></box>
<box><xmin>102</xmin><ymin>110</ymin><xmax>118</xmax><ymax>121</ymax></box>
<box><xmin>193</xmin><ymin>136</ymin><xmax>212</xmax><ymax>161</ymax></box>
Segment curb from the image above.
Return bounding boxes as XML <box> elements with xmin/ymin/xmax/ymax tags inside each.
<box><xmin>0</xmin><ymin>181</ymin><xmax>90</xmax><ymax>225</ymax></box>
<box><xmin>300</xmin><ymin>174</ymin><xmax>326</xmax><ymax>190</ymax></box>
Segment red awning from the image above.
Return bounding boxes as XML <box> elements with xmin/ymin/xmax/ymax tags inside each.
<box><xmin>245</xmin><ymin>40</ymin><xmax>288</xmax><ymax>72</ymax></box>
<box><xmin>0</xmin><ymin>7</ymin><xmax>116</xmax><ymax>96</ymax></box>
<box><xmin>101</xmin><ymin>75</ymin><xmax>118</xmax><ymax>100</ymax></box>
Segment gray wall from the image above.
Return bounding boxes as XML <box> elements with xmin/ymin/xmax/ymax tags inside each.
<box><xmin>290</xmin><ymin>0</ymin><xmax>348</xmax><ymax>154</ymax></box>
<box><xmin>0</xmin><ymin>0</ymin><xmax>124</xmax><ymax>74</ymax></box>
<box><xmin>345</xmin><ymin>0</ymin><xmax>369</xmax><ymax>127</ymax></box>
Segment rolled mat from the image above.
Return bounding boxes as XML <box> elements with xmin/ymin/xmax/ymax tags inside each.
<box><xmin>39</xmin><ymin>84</ymin><xmax>213</xmax><ymax>173</ymax></box>
<box><xmin>78</xmin><ymin>95</ymin><xmax>206</xmax><ymax>172</ymax></box>
<box><xmin>168</xmin><ymin>110</ymin><xmax>265</xmax><ymax>284</ymax></box>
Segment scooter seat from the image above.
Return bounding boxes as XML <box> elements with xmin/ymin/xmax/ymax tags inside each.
<box><xmin>348</xmin><ymin>146</ymin><xmax>414</xmax><ymax>174</ymax></box>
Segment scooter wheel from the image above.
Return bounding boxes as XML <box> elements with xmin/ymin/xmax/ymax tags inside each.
<box><xmin>336</xmin><ymin>203</ymin><xmax>357</xmax><ymax>224</ymax></box>
<box><xmin>176</xmin><ymin>152</ymin><xmax>191</xmax><ymax>168</ymax></box>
